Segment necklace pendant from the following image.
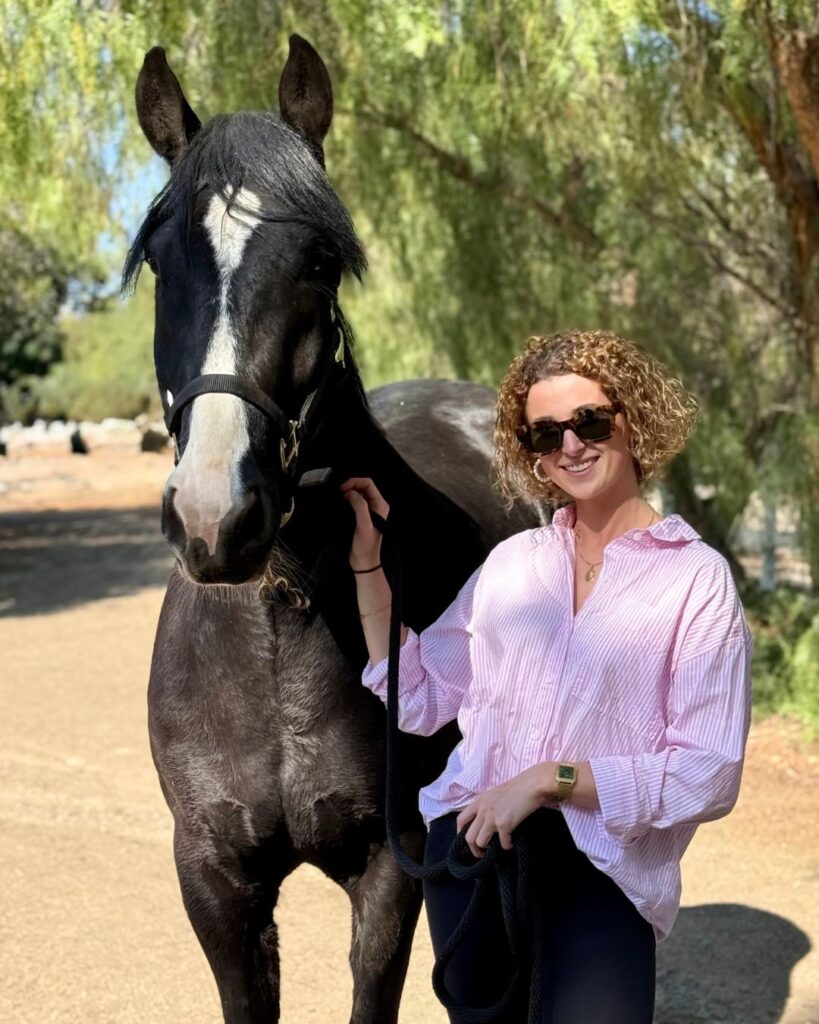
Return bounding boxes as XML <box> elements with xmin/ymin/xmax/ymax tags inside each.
<box><xmin>585</xmin><ymin>566</ymin><xmax>596</xmax><ymax>583</ymax></box>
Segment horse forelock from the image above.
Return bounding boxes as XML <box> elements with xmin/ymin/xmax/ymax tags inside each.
<box><xmin>122</xmin><ymin>111</ymin><xmax>366</xmax><ymax>294</ymax></box>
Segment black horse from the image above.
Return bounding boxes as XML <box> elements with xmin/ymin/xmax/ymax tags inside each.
<box><xmin>127</xmin><ymin>36</ymin><xmax>538</xmax><ymax>1023</ymax></box>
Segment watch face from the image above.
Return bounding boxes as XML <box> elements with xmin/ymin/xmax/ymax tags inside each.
<box><xmin>557</xmin><ymin>764</ymin><xmax>576</xmax><ymax>782</ymax></box>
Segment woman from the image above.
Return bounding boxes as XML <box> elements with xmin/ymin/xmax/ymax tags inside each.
<box><xmin>340</xmin><ymin>329</ymin><xmax>753</xmax><ymax>1023</ymax></box>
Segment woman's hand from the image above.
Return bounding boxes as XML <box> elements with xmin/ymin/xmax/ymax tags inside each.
<box><xmin>455</xmin><ymin>763</ymin><xmax>554</xmax><ymax>858</ymax></box>
<box><xmin>340</xmin><ymin>476</ymin><xmax>390</xmax><ymax>571</ymax></box>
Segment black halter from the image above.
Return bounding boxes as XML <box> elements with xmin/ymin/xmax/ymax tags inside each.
<box><xmin>163</xmin><ymin>304</ymin><xmax>347</xmax><ymax>485</ymax></box>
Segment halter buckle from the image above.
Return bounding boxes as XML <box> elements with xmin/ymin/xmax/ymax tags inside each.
<box><xmin>279</xmin><ymin>420</ymin><xmax>300</xmax><ymax>473</ymax></box>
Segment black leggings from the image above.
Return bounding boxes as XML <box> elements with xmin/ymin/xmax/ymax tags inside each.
<box><xmin>422</xmin><ymin>808</ymin><xmax>656</xmax><ymax>1024</ymax></box>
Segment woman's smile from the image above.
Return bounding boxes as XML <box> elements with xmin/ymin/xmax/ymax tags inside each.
<box><xmin>560</xmin><ymin>455</ymin><xmax>600</xmax><ymax>475</ymax></box>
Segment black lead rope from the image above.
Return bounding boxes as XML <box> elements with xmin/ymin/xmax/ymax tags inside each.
<box><xmin>370</xmin><ymin>510</ymin><xmax>546</xmax><ymax>1024</ymax></box>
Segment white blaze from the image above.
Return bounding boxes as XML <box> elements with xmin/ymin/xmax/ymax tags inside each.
<box><xmin>167</xmin><ymin>189</ymin><xmax>262</xmax><ymax>554</ymax></box>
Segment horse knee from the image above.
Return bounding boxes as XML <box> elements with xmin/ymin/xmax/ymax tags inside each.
<box><xmin>349</xmin><ymin>842</ymin><xmax>421</xmax><ymax>971</ymax></box>
<box><xmin>174</xmin><ymin>818</ymin><xmax>261</xmax><ymax>909</ymax></box>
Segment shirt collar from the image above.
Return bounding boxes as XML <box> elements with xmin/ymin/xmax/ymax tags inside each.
<box><xmin>550</xmin><ymin>502</ymin><xmax>701</xmax><ymax>546</ymax></box>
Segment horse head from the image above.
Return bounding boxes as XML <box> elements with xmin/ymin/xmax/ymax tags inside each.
<box><xmin>125</xmin><ymin>36</ymin><xmax>365</xmax><ymax>585</ymax></box>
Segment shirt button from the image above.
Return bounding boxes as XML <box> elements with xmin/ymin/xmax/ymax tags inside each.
<box><xmin>529</xmin><ymin>725</ymin><xmax>539</xmax><ymax>738</ymax></box>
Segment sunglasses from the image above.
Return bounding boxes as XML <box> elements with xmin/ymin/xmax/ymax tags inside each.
<box><xmin>516</xmin><ymin>403</ymin><xmax>622</xmax><ymax>455</ymax></box>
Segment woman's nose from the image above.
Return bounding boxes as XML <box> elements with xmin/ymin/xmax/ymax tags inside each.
<box><xmin>561</xmin><ymin>429</ymin><xmax>586</xmax><ymax>456</ymax></box>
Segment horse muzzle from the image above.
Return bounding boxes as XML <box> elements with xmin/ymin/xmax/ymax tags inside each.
<box><xmin>162</xmin><ymin>479</ymin><xmax>278</xmax><ymax>584</ymax></box>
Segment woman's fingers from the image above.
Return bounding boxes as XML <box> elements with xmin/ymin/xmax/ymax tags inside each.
<box><xmin>463</xmin><ymin>814</ymin><xmax>491</xmax><ymax>859</ymax></box>
<box><xmin>476</xmin><ymin>821</ymin><xmax>495</xmax><ymax>853</ymax></box>
<box><xmin>341</xmin><ymin>477</ymin><xmax>387</xmax><ymax>569</ymax></box>
<box><xmin>459</xmin><ymin>804</ymin><xmax>515</xmax><ymax>857</ymax></box>
<box><xmin>456</xmin><ymin>804</ymin><xmax>478</xmax><ymax>834</ymax></box>
<box><xmin>459</xmin><ymin>802</ymin><xmax>488</xmax><ymax>858</ymax></box>
<box><xmin>346</xmin><ymin>487</ymin><xmax>374</xmax><ymax>525</ymax></box>
<box><xmin>465</xmin><ymin>825</ymin><xmax>484</xmax><ymax>859</ymax></box>
<box><xmin>340</xmin><ymin>476</ymin><xmax>390</xmax><ymax>518</ymax></box>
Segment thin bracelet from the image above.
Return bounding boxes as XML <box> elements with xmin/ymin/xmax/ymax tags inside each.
<box><xmin>359</xmin><ymin>602</ymin><xmax>391</xmax><ymax>619</ymax></box>
<box><xmin>351</xmin><ymin>563</ymin><xmax>382</xmax><ymax>574</ymax></box>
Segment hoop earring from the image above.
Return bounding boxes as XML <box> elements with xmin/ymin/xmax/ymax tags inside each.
<box><xmin>531</xmin><ymin>460</ymin><xmax>550</xmax><ymax>484</ymax></box>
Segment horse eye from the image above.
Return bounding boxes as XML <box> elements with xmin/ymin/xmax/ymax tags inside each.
<box><xmin>305</xmin><ymin>248</ymin><xmax>339</xmax><ymax>280</ymax></box>
<box><xmin>144</xmin><ymin>252</ymin><xmax>159</xmax><ymax>276</ymax></box>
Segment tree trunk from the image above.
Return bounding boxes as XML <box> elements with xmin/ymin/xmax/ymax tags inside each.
<box><xmin>761</xmin><ymin>497</ymin><xmax>777</xmax><ymax>592</ymax></box>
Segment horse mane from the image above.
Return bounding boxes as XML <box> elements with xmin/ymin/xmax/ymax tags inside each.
<box><xmin>122</xmin><ymin>111</ymin><xmax>367</xmax><ymax>293</ymax></box>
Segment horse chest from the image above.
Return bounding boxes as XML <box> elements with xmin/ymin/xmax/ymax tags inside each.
<box><xmin>266</xmin><ymin>616</ymin><xmax>384</xmax><ymax>846</ymax></box>
<box><xmin>151</xmin><ymin>596</ymin><xmax>383</xmax><ymax>850</ymax></box>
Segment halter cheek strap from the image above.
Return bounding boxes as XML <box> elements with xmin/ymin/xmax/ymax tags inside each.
<box><xmin>163</xmin><ymin>306</ymin><xmax>347</xmax><ymax>478</ymax></box>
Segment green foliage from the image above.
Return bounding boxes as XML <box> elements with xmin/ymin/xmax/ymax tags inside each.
<box><xmin>5</xmin><ymin>276</ymin><xmax>156</xmax><ymax>423</ymax></box>
<box><xmin>4</xmin><ymin>0</ymin><xmax>819</xmax><ymax>592</ymax></box>
<box><xmin>742</xmin><ymin>583</ymin><xmax>819</xmax><ymax>734</ymax></box>
<box><xmin>0</xmin><ymin>0</ymin><xmax>153</xmax><ymax>264</ymax></box>
<box><xmin>0</xmin><ymin>227</ymin><xmax>67</xmax><ymax>389</ymax></box>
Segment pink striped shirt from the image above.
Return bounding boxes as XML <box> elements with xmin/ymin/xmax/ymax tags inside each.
<box><xmin>362</xmin><ymin>503</ymin><xmax>753</xmax><ymax>941</ymax></box>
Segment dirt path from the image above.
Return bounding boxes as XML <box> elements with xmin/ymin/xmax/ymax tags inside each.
<box><xmin>1</xmin><ymin>452</ymin><xmax>817</xmax><ymax>1024</ymax></box>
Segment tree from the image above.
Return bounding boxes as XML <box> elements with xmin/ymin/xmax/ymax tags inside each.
<box><xmin>0</xmin><ymin>227</ymin><xmax>67</xmax><ymax>395</ymax></box>
<box><xmin>6</xmin><ymin>0</ymin><xmax>819</xmax><ymax>586</ymax></box>
<box><xmin>0</xmin><ymin>0</ymin><xmax>151</xmax><ymax>262</ymax></box>
<box><xmin>611</xmin><ymin>0</ymin><xmax>819</xmax><ymax>586</ymax></box>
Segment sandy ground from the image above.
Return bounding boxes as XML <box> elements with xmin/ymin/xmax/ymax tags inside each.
<box><xmin>0</xmin><ymin>451</ymin><xmax>817</xmax><ymax>1024</ymax></box>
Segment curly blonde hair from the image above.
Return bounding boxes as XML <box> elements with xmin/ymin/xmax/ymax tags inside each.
<box><xmin>494</xmin><ymin>329</ymin><xmax>699</xmax><ymax>508</ymax></box>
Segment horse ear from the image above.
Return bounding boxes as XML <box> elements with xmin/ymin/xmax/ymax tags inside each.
<box><xmin>279</xmin><ymin>35</ymin><xmax>333</xmax><ymax>162</ymax></box>
<box><xmin>135</xmin><ymin>47</ymin><xmax>201</xmax><ymax>165</ymax></box>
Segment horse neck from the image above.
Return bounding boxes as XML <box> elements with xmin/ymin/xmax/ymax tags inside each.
<box><xmin>270</xmin><ymin>369</ymin><xmax>488</xmax><ymax>655</ymax></box>
<box><xmin>278</xmin><ymin>370</ymin><xmax>427</xmax><ymax>569</ymax></box>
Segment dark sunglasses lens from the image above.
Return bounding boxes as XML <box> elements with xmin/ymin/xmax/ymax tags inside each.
<box><xmin>529</xmin><ymin>424</ymin><xmax>562</xmax><ymax>454</ymax></box>
<box><xmin>576</xmin><ymin>413</ymin><xmax>615</xmax><ymax>442</ymax></box>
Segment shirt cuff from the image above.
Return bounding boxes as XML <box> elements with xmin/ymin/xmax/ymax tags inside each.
<box><xmin>588</xmin><ymin>755</ymin><xmax>649</xmax><ymax>848</ymax></box>
<box><xmin>361</xmin><ymin>627</ymin><xmax>426</xmax><ymax>698</ymax></box>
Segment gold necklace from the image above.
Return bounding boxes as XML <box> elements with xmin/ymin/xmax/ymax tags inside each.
<box><xmin>575</xmin><ymin>505</ymin><xmax>660</xmax><ymax>584</ymax></box>
<box><xmin>575</xmin><ymin>546</ymin><xmax>603</xmax><ymax>583</ymax></box>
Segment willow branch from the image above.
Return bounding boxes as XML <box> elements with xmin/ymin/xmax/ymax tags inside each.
<box><xmin>687</xmin><ymin>189</ymin><xmax>780</xmax><ymax>268</ymax></box>
<box><xmin>647</xmin><ymin>208</ymin><xmax>793</xmax><ymax>317</ymax></box>
<box><xmin>340</xmin><ymin>106</ymin><xmax>600</xmax><ymax>250</ymax></box>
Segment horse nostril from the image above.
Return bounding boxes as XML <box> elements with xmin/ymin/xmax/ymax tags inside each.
<box><xmin>162</xmin><ymin>486</ymin><xmax>188</xmax><ymax>553</ymax></box>
<box><xmin>234</xmin><ymin>485</ymin><xmax>271</xmax><ymax>546</ymax></box>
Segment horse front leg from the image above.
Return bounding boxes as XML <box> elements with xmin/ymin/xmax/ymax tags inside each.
<box><xmin>345</xmin><ymin>835</ymin><xmax>425</xmax><ymax>1024</ymax></box>
<box><xmin>173</xmin><ymin>823</ymin><xmax>290</xmax><ymax>1024</ymax></box>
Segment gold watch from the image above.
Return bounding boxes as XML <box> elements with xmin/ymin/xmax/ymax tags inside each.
<box><xmin>554</xmin><ymin>763</ymin><xmax>578</xmax><ymax>802</ymax></box>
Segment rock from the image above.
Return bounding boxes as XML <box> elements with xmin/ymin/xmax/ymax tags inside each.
<box><xmin>70</xmin><ymin>429</ymin><xmax>89</xmax><ymax>455</ymax></box>
<box><xmin>140</xmin><ymin>428</ymin><xmax>170</xmax><ymax>453</ymax></box>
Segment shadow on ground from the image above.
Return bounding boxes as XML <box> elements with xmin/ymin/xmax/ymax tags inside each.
<box><xmin>0</xmin><ymin>506</ymin><xmax>172</xmax><ymax>617</ymax></box>
<box><xmin>656</xmin><ymin>903</ymin><xmax>812</xmax><ymax>1023</ymax></box>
